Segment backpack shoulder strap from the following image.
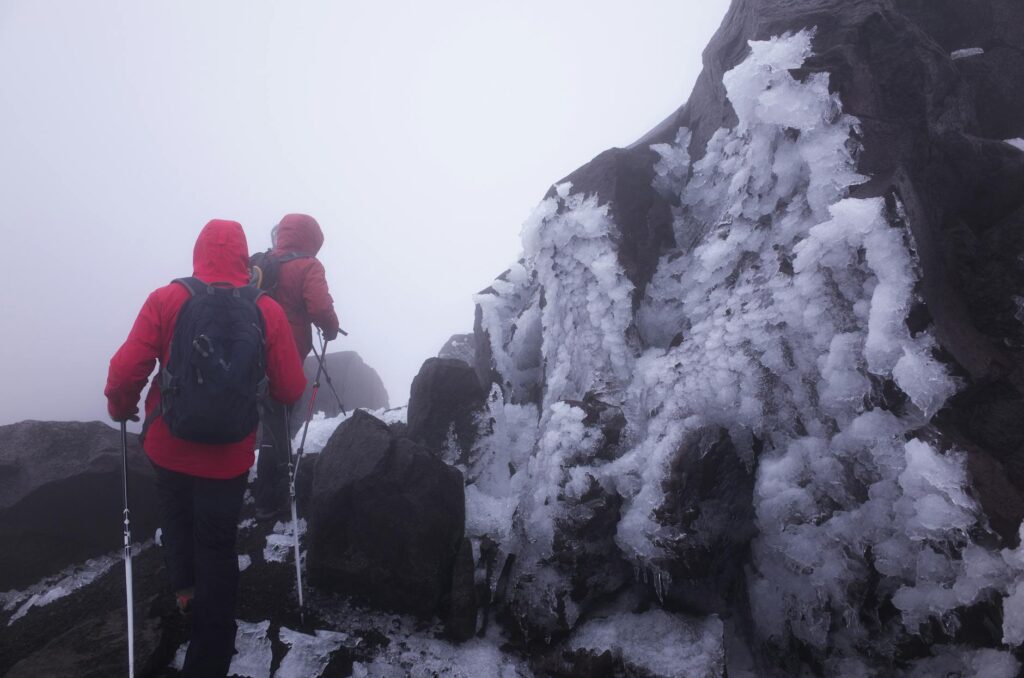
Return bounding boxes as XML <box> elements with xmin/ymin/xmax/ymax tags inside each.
<box><xmin>237</xmin><ymin>285</ymin><xmax>266</xmax><ymax>303</ymax></box>
<box><xmin>275</xmin><ymin>252</ymin><xmax>312</xmax><ymax>264</ymax></box>
<box><xmin>172</xmin><ymin>277</ymin><xmax>205</xmax><ymax>297</ymax></box>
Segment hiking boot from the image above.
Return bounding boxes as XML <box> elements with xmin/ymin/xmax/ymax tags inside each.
<box><xmin>176</xmin><ymin>591</ymin><xmax>194</xmax><ymax>620</ymax></box>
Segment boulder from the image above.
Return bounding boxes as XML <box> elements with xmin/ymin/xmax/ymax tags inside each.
<box><xmin>0</xmin><ymin>420</ymin><xmax>160</xmax><ymax>590</ymax></box>
<box><xmin>291</xmin><ymin>351</ymin><xmax>389</xmax><ymax>429</ymax></box>
<box><xmin>307</xmin><ymin>410</ymin><xmax>466</xmax><ymax>617</ymax></box>
<box><xmin>406</xmin><ymin>358</ymin><xmax>487</xmax><ymax>458</ymax></box>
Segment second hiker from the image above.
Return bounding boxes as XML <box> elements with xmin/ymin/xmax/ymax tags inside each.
<box><xmin>250</xmin><ymin>213</ymin><xmax>341</xmax><ymax>520</ymax></box>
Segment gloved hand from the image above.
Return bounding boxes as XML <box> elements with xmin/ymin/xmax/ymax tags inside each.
<box><xmin>109</xmin><ymin>405</ymin><xmax>140</xmax><ymax>423</ymax></box>
<box><xmin>322</xmin><ymin>325</ymin><xmax>339</xmax><ymax>341</ymax></box>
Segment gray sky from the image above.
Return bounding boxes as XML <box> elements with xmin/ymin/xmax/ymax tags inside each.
<box><xmin>0</xmin><ymin>1</ymin><xmax>728</xmax><ymax>425</ymax></box>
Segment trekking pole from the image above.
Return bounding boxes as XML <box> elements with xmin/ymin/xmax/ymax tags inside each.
<box><xmin>289</xmin><ymin>338</ymin><xmax>330</xmax><ymax>621</ymax></box>
<box><xmin>119</xmin><ymin>421</ymin><xmax>135</xmax><ymax>678</ymax></box>
<box><xmin>310</xmin><ymin>335</ymin><xmax>347</xmax><ymax>416</ymax></box>
<box><xmin>284</xmin><ymin>407</ymin><xmax>306</xmax><ymax>623</ymax></box>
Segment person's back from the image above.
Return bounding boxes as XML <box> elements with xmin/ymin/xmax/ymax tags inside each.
<box><xmin>270</xmin><ymin>213</ymin><xmax>340</xmax><ymax>359</ymax></box>
<box><xmin>105</xmin><ymin>219</ymin><xmax>306</xmax><ymax>677</ymax></box>
<box><xmin>252</xmin><ymin>213</ymin><xmax>341</xmax><ymax>521</ymax></box>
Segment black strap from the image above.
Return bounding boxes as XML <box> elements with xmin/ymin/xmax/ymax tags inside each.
<box><xmin>172</xmin><ymin>277</ymin><xmax>203</xmax><ymax>296</ymax></box>
<box><xmin>274</xmin><ymin>251</ymin><xmax>312</xmax><ymax>264</ymax></box>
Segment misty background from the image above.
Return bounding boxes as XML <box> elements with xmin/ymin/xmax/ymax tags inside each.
<box><xmin>0</xmin><ymin>1</ymin><xmax>728</xmax><ymax>427</ymax></box>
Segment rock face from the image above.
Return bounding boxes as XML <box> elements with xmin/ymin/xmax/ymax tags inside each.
<box><xmin>0</xmin><ymin>420</ymin><xmax>160</xmax><ymax>590</ymax></box>
<box><xmin>406</xmin><ymin>358</ymin><xmax>487</xmax><ymax>459</ymax></box>
<box><xmin>291</xmin><ymin>351</ymin><xmax>389</xmax><ymax>428</ymax></box>
<box><xmin>459</xmin><ymin>0</ymin><xmax>1024</xmax><ymax>674</ymax></box>
<box><xmin>307</xmin><ymin>410</ymin><xmax>466</xmax><ymax>618</ymax></box>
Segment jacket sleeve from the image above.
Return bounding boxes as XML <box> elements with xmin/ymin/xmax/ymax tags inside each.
<box><xmin>302</xmin><ymin>259</ymin><xmax>340</xmax><ymax>335</ymax></box>
<box><xmin>104</xmin><ymin>290</ymin><xmax>163</xmax><ymax>420</ymax></box>
<box><xmin>260</xmin><ymin>297</ymin><xmax>307</xmax><ymax>404</ymax></box>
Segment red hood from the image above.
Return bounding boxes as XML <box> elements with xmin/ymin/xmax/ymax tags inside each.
<box><xmin>192</xmin><ymin>219</ymin><xmax>251</xmax><ymax>286</ymax></box>
<box><xmin>273</xmin><ymin>213</ymin><xmax>324</xmax><ymax>255</ymax></box>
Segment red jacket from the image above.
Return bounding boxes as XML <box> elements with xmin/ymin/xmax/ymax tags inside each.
<box><xmin>271</xmin><ymin>213</ymin><xmax>340</xmax><ymax>359</ymax></box>
<box><xmin>105</xmin><ymin>220</ymin><xmax>307</xmax><ymax>479</ymax></box>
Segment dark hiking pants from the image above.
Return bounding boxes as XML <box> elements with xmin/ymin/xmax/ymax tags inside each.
<box><xmin>153</xmin><ymin>464</ymin><xmax>247</xmax><ymax>678</ymax></box>
<box><xmin>253</xmin><ymin>398</ymin><xmax>291</xmax><ymax>514</ymax></box>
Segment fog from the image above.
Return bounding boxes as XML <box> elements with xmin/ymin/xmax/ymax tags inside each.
<box><xmin>0</xmin><ymin>1</ymin><xmax>728</xmax><ymax>426</ymax></box>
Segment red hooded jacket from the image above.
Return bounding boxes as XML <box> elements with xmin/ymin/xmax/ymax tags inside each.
<box><xmin>271</xmin><ymin>214</ymin><xmax>340</xmax><ymax>359</ymax></box>
<box><xmin>105</xmin><ymin>220</ymin><xmax>307</xmax><ymax>479</ymax></box>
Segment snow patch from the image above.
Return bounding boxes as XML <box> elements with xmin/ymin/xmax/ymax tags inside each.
<box><xmin>264</xmin><ymin>518</ymin><xmax>306</xmax><ymax>564</ymax></box>
<box><xmin>277</xmin><ymin>627</ymin><xmax>351</xmax><ymax>677</ymax></box>
<box><xmin>294</xmin><ymin>408</ymin><xmax>406</xmax><ymax>456</ymax></box>
<box><xmin>951</xmin><ymin>47</ymin><xmax>985</xmax><ymax>59</ymax></box>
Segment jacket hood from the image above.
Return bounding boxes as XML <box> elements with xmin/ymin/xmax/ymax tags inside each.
<box><xmin>192</xmin><ymin>219</ymin><xmax>251</xmax><ymax>286</ymax></box>
<box><xmin>273</xmin><ymin>213</ymin><xmax>324</xmax><ymax>255</ymax></box>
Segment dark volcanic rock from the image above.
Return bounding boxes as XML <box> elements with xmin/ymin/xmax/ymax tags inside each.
<box><xmin>407</xmin><ymin>358</ymin><xmax>487</xmax><ymax>458</ymax></box>
<box><xmin>0</xmin><ymin>420</ymin><xmax>160</xmax><ymax>590</ymax></box>
<box><xmin>438</xmin><ymin>333</ymin><xmax>476</xmax><ymax>367</ymax></box>
<box><xmin>6</xmin><ymin>598</ymin><xmax>166</xmax><ymax>678</ymax></box>
<box><xmin>444</xmin><ymin>536</ymin><xmax>478</xmax><ymax>642</ymax></box>
<box><xmin>0</xmin><ymin>544</ymin><xmax>180</xmax><ymax>678</ymax></box>
<box><xmin>307</xmin><ymin>410</ymin><xmax>466</xmax><ymax>617</ymax></box>
<box><xmin>654</xmin><ymin>427</ymin><xmax>756</xmax><ymax>615</ymax></box>
<box><xmin>292</xmin><ymin>351</ymin><xmax>389</xmax><ymax>428</ymax></box>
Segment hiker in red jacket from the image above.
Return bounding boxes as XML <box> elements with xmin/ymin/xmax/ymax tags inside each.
<box><xmin>105</xmin><ymin>219</ymin><xmax>306</xmax><ymax>678</ymax></box>
<box><xmin>252</xmin><ymin>213</ymin><xmax>341</xmax><ymax>520</ymax></box>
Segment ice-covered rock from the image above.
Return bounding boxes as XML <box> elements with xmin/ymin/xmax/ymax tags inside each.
<box><xmin>566</xmin><ymin>609</ymin><xmax>724</xmax><ymax>678</ymax></box>
<box><xmin>453</xmin><ymin>0</ymin><xmax>1024</xmax><ymax>671</ymax></box>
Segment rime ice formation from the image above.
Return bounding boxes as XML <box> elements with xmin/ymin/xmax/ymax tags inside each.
<box><xmin>466</xmin><ymin>25</ymin><xmax>1024</xmax><ymax>675</ymax></box>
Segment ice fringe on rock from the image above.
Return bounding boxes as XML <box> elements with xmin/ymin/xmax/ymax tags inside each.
<box><xmin>569</xmin><ymin>609</ymin><xmax>724</xmax><ymax>678</ymax></box>
<box><xmin>2</xmin><ymin>541</ymin><xmax>152</xmax><ymax>626</ymax></box>
<box><xmin>462</xmin><ymin>28</ymin><xmax>1024</xmax><ymax>669</ymax></box>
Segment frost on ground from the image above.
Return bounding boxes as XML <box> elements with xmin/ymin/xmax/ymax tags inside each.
<box><xmin>317</xmin><ymin>595</ymin><xmax>532</xmax><ymax>678</ymax></box>
<box><xmin>352</xmin><ymin>628</ymin><xmax>530</xmax><ymax>678</ymax></box>
<box><xmin>466</xmin><ymin>28</ymin><xmax>1024</xmax><ymax>672</ymax></box>
<box><xmin>2</xmin><ymin>542</ymin><xmax>151</xmax><ymax>626</ymax></box>
<box><xmin>172</xmin><ymin>620</ymin><xmax>273</xmax><ymax>678</ymax></box>
<box><xmin>277</xmin><ymin>627</ymin><xmax>351</xmax><ymax>678</ymax></box>
<box><xmin>569</xmin><ymin>609</ymin><xmax>724</xmax><ymax>678</ymax></box>
<box><xmin>264</xmin><ymin>518</ymin><xmax>306</xmax><ymax>564</ymax></box>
